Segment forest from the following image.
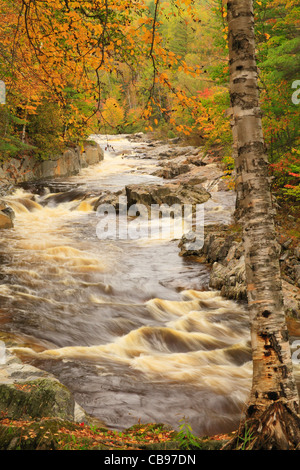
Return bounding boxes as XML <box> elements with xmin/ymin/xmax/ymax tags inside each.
<box><xmin>1</xmin><ymin>0</ymin><xmax>299</xmax><ymax>203</ymax></box>
<box><xmin>0</xmin><ymin>0</ymin><xmax>299</xmax><ymax>453</ymax></box>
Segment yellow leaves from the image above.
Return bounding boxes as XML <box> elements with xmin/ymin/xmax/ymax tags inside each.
<box><xmin>102</xmin><ymin>98</ymin><xmax>125</xmax><ymax>128</ymax></box>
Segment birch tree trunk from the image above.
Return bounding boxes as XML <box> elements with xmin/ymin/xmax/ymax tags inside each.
<box><xmin>225</xmin><ymin>0</ymin><xmax>300</xmax><ymax>450</ymax></box>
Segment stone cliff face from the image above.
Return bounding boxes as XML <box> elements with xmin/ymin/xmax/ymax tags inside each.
<box><xmin>0</xmin><ymin>141</ymin><xmax>104</xmax><ymax>185</ymax></box>
<box><xmin>0</xmin><ymin>142</ymin><xmax>104</xmax><ymax>229</ymax></box>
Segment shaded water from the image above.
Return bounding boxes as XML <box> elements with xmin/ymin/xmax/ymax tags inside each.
<box><xmin>0</xmin><ymin>135</ymin><xmax>253</xmax><ymax>435</ymax></box>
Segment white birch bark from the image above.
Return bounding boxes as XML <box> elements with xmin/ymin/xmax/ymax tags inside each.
<box><xmin>227</xmin><ymin>0</ymin><xmax>299</xmax><ymax>419</ymax></box>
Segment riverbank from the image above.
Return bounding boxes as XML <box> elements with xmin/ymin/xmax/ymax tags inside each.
<box><xmin>0</xmin><ymin>140</ymin><xmax>104</xmax><ymax>187</ymax></box>
<box><xmin>0</xmin><ymin>413</ymin><xmax>231</xmax><ymax>450</ymax></box>
<box><xmin>179</xmin><ymin>221</ymin><xmax>300</xmax><ymax>318</ymax></box>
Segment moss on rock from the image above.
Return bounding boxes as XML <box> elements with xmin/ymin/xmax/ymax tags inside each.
<box><xmin>0</xmin><ymin>378</ymin><xmax>75</xmax><ymax>421</ymax></box>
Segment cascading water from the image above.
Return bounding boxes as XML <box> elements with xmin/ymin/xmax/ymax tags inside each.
<box><xmin>0</xmin><ymin>135</ymin><xmax>255</xmax><ymax>435</ymax></box>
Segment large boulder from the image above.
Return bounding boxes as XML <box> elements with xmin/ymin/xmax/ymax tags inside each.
<box><xmin>94</xmin><ymin>181</ymin><xmax>211</xmax><ymax>215</ymax></box>
<box><xmin>125</xmin><ymin>182</ymin><xmax>211</xmax><ymax>207</ymax></box>
<box><xmin>0</xmin><ymin>378</ymin><xmax>75</xmax><ymax>421</ymax></box>
<box><xmin>0</xmin><ymin>349</ymin><xmax>77</xmax><ymax>421</ymax></box>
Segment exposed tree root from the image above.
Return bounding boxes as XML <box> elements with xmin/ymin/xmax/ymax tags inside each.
<box><xmin>223</xmin><ymin>402</ymin><xmax>300</xmax><ymax>450</ymax></box>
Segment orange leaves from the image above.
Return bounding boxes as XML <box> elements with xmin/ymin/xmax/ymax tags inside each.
<box><xmin>176</xmin><ymin>124</ymin><xmax>191</xmax><ymax>136</ymax></box>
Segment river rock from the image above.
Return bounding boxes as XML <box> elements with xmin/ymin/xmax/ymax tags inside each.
<box><xmin>94</xmin><ymin>181</ymin><xmax>211</xmax><ymax>215</ymax></box>
<box><xmin>0</xmin><ymin>200</ymin><xmax>14</xmax><ymax>229</ymax></box>
<box><xmin>0</xmin><ymin>350</ymin><xmax>75</xmax><ymax>421</ymax></box>
<box><xmin>209</xmin><ymin>256</ymin><xmax>247</xmax><ymax>301</ymax></box>
<box><xmin>94</xmin><ymin>189</ymin><xmax>127</xmax><ymax>213</ymax></box>
<box><xmin>154</xmin><ymin>163</ymin><xmax>191</xmax><ymax>179</ymax></box>
<box><xmin>183</xmin><ymin>154</ymin><xmax>206</xmax><ymax>166</ymax></box>
<box><xmin>0</xmin><ymin>379</ymin><xmax>75</xmax><ymax>421</ymax></box>
<box><xmin>125</xmin><ymin>182</ymin><xmax>211</xmax><ymax>207</ymax></box>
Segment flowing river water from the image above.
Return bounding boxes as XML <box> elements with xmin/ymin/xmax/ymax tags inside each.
<box><xmin>0</xmin><ymin>135</ymin><xmax>254</xmax><ymax>436</ymax></box>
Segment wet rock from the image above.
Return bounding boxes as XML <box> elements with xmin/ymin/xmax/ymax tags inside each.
<box><xmin>180</xmin><ymin>228</ymin><xmax>247</xmax><ymax>301</ymax></box>
<box><xmin>94</xmin><ymin>180</ymin><xmax>211</xmax><ymax>216</ymax></box>
<box><xmin>280</xmin><ymin>251</ymin><xmax>290</xmax><ymax>262</ymax></box>
<box><xmin>125</xmin><ymin>182</ymin><xmax>211</xmax><ymax>207</ymax></box>
<box><xmin>94</xmin><ymin>189</ymin><xmax>127</xmax><ymax>213</ymax></box>
<box><xmin>0</xmin><ymin>184</ymin><xmax>14</xmax><ymax>197</ymax></box>
<box><xmin>0</xmin><ymin>212</ymin><xmax>13</xmax><ymax>229</ymax></box>
<box><xmin>42</xmin><ymin>189</ymin><xmax>89</xmax><ymax>205</ymax></box>
<box><xmin>178</xmin><ymin>232</ymin><xmax>206</xmax><ymax>257</ymax></box>
<box><xmin>183</xmin><ymin>153</ymin><xmax>206</xmax><ymax>166</ymax></box>
<box><xmin>152</xmin><ymin>153</ymin><xmax>196</xmax><ymax>179</ymax></box>
<box><xmin>19</xmin><ymin>180</ymin><xmax>81</xmax><ymax>196</ymax></box>
<box><xmin>154</xmin><ymin>163</ymin><xmax>191</xmax><ymax>179</ymax></box>
<box><xmin>180</xmin><ymin>228</ymin><xmax>239</xmax><ymax>263</ymax></box>
<box><xmin>0</xmin><ymin>200</ymin><xmax>14</xmax><ymax>229</ymax></box>
<box><xmin>158</xmin><ymin>149</ymin><xmax>176</xmax><ymax>159</ymax></box>
<box><xmin>209</xmin><ymin>256</ymin><xmax>247</xmax><ymax>301</ymax></box>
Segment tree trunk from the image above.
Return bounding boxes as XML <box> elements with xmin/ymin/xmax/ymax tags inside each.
<box><xmin>21</xmin><ymin>109</ymin><xmax>28</xmax><ymax>144</ymax></box>
<box><xmin>224</xmin><ymin>0</ymin><xmax>300</xmax><ymax>450</ymax></box>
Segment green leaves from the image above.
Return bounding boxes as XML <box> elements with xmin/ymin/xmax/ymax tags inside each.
<box><xmin>176</xmin><ymin>417</ymin><xmax>202</xmax><ymax>450</ymax></box>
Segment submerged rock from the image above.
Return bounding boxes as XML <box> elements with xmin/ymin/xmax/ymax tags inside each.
<box><xmin>0</xmin><ymin>200</ymin><xmax>14</xmax><ymax>229</ymax></box>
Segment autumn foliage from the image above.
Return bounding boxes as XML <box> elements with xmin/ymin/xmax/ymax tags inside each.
<box><xmin>0</xmin><ymin>0</ymin><xmax>299</xmax><ymax>206</ymax></box>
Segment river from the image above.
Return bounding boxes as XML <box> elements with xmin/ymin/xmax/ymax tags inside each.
<box><xmin>0</xmin><ymin>134</ymin><xmax>253</xmax><ymax>436</ymax></box>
